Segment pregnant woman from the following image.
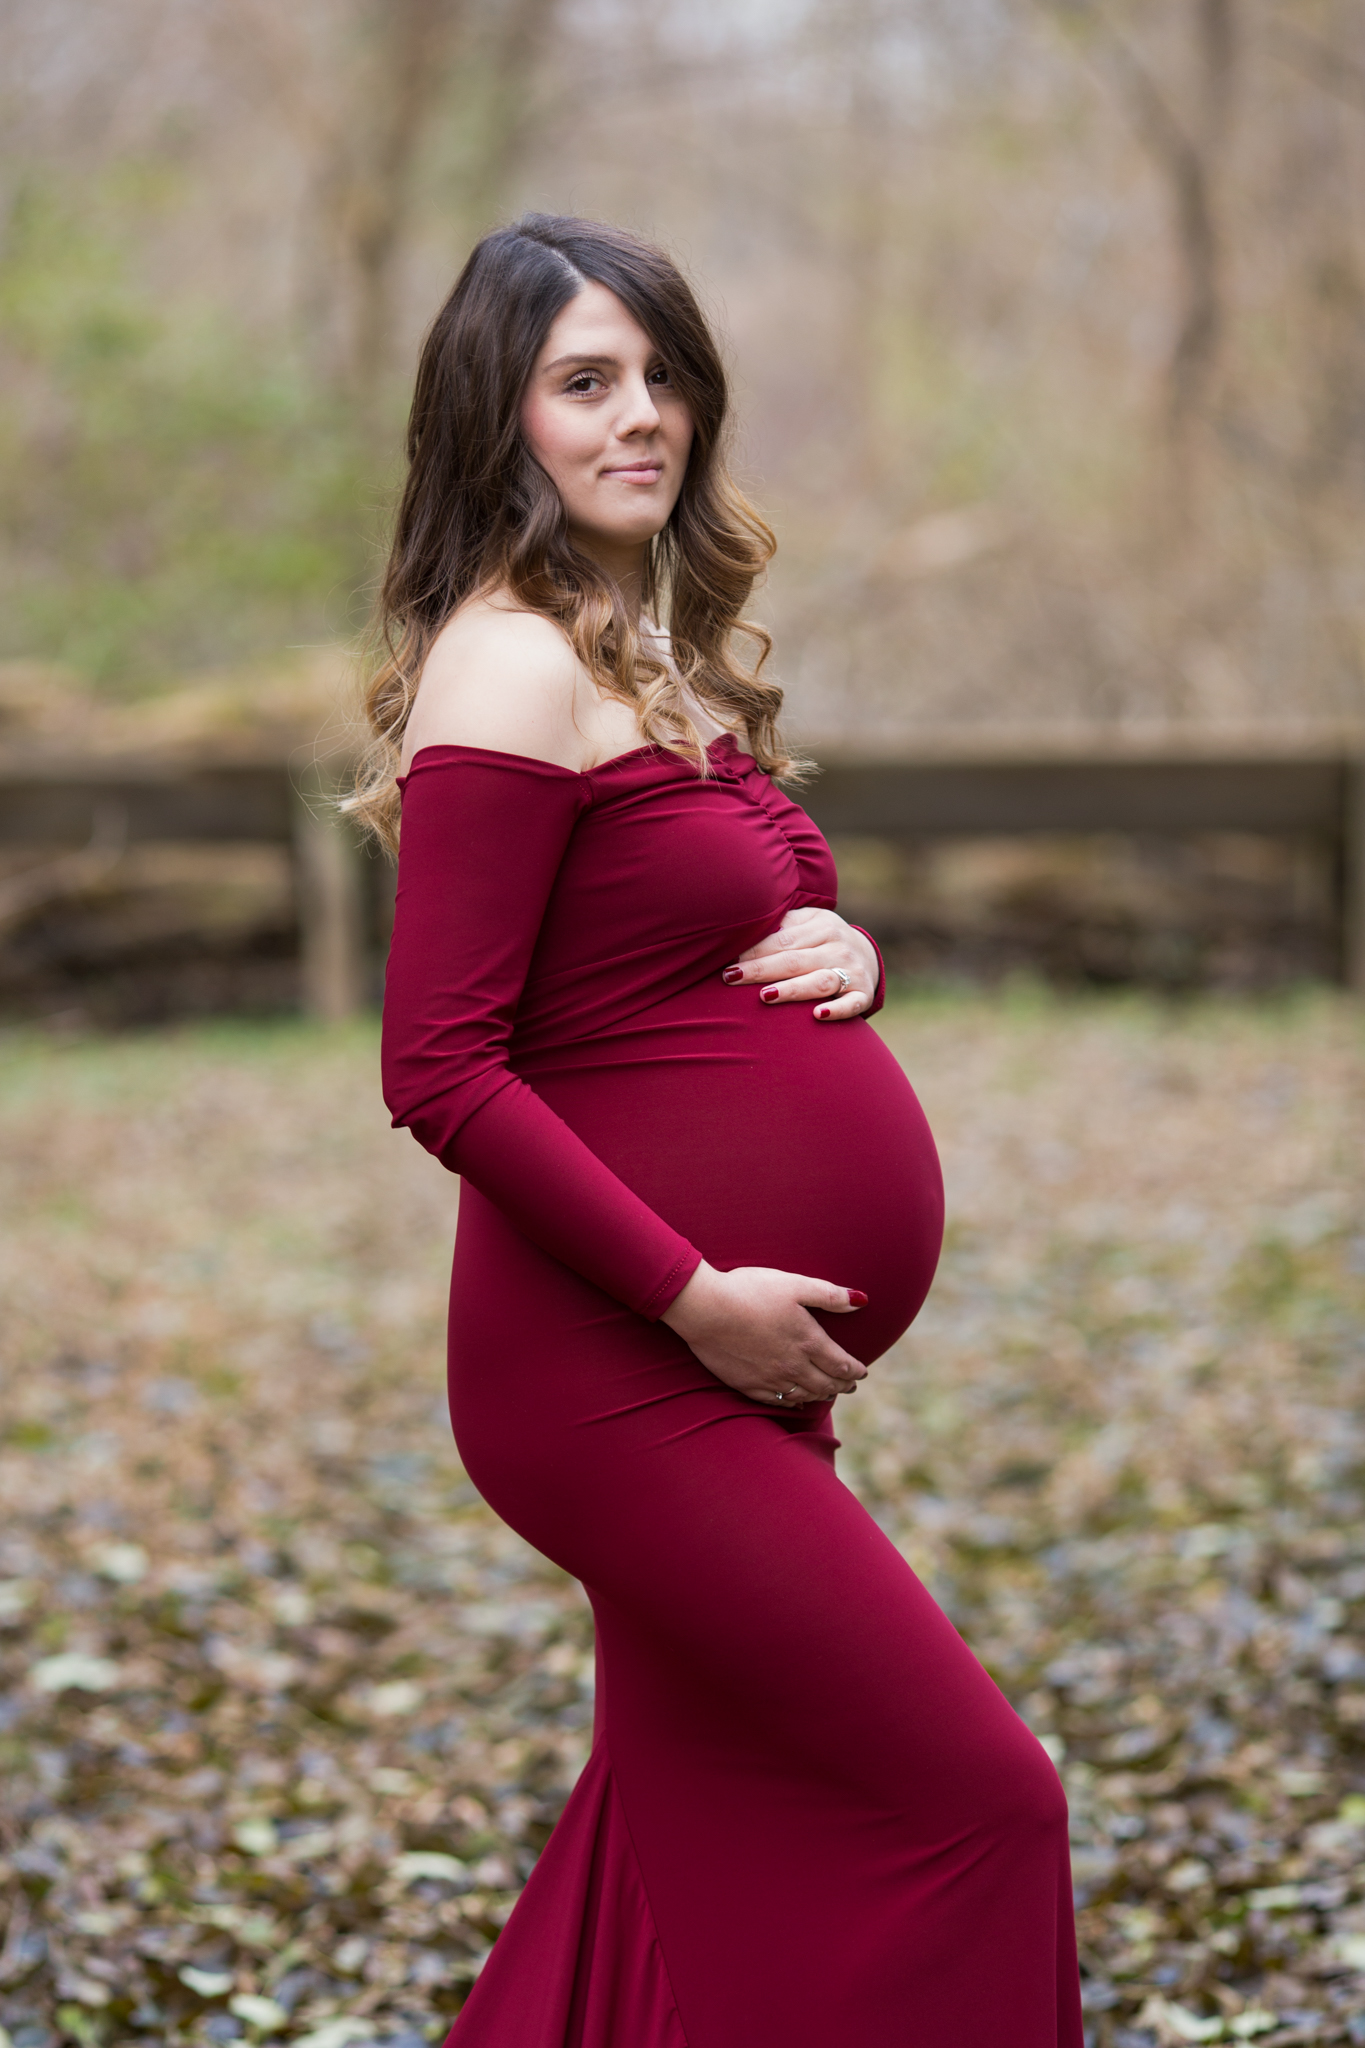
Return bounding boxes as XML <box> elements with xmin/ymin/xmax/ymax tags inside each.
<box><xmin>357</xmin><ymin>214</ymin><xmax>1082</xmax><ymax>2047</ymax></box>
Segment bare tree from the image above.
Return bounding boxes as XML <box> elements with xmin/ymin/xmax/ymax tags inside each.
<box><xmin>457</xmin><ymin>0</ymin><xmax>562</xmax><ymax>233</ymax></box>
<box><xmin>206</xmin><ymin>0</ymin><xmax>560</xmax><ymax>437</ymax></box>
<box><xmin>341</xmin><ymin>0</ymin><xmax>473</xmax><ymax>431</ymax></box>
<box><xmin>1265</xmin><ymin>14</ymin><xmax>1365</xmax><ymax>119</ymax></box>
<box><xmin>1039</xmin><ymin>0</ymin><xmax>1239</xmax><ymax>436</ymax></box>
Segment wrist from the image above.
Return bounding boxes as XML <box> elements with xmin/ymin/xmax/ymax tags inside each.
<box><xmin>660</xmin><ymin>1259</ymin><xmax>720</xmax><ymax>1336</ymax></box>
<box><xmin>849</xmin><ymin>924</ymin><xmax>886</xmax><ymax>1015</ymax></box>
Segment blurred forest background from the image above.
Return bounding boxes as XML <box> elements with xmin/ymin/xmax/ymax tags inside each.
<box><xmin>3</xmin><ymin>0</ymin><xmax>1364</xmax><ymax>739</ymax></box>
<box><xmin>5</xmin><ymin>11</ymin><xmax>1365</xmax><ymax>2048</ymax></box>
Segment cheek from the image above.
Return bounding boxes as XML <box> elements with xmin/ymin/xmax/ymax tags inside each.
<box><xmin>669</xmin><ymin>406</ymin><xmax>696</xmax><ymax>465</ymax></box>
<box><xmin>521</xmin><ymin>397</ymin><xmax>592</xmax><ymax>483</ymax></box>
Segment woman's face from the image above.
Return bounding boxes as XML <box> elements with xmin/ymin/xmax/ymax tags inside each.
<box><xmin>520</xmin><ymin>282</ymin><xmax>694</xmax><ymax>574</ymax></box>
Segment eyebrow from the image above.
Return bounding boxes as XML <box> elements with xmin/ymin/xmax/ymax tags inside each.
<box><xmin>540</xmin><ymin>352</ymin><xmax>655</xmax><ymax>374</ymax></box>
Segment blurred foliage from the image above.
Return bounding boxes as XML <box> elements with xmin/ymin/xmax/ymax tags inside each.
<box><xmin>0</xmin><ymin>176</ymin><xmax>380</xmax><ymax>688</ymax></box>
<box><xmin>2</xmin><ymin>0</ymin><xmax>1363</xmax><ymax>730</ymax></box>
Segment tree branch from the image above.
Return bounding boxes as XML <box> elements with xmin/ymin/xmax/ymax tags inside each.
<box><xmin>1036</xmin><ymin>0</ymin><xmax>1234</xmax><ymax>431</ymax></box>
<box><xmin>1265</xmin><ymin>16</ymin><xmax>1365</xmax><ymax>118</ymax></box>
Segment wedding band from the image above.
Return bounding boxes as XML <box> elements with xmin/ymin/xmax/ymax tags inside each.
<box><xmin>832</xmin><ymin>969</ymin><xmax>851</xmax><ymax>993</ymax></box>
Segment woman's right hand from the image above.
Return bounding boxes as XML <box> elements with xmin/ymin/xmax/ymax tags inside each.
<box><xmin>661</xmin><ymin>1261</ymin><xmax>869</xmax><ymax>1406</ymax></box>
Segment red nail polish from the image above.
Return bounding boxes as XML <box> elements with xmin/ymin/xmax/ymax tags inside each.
<box><xmin>815</xmin><ymin>1007</ymin><xmax>829</xmax><ymax>1019</ymax></box>
<box><xmin>848</xmin><ymin>1289</ymin><xmax>868</xmax><ymax>1306</ymax></box>
<box><xmin>760</xmin><ymin>987</ymin><xmax>779</xmax><ymax>1003</ymax></box>
<box><xmin>722</xmin><ymin>967</ymin><xmax>743</xmax><ymax>984</ymax></box>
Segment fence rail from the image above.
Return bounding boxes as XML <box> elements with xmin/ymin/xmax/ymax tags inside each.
<box><xmin>2</xmin><ymin>743</ymin><xmax>1363</xmax><ymax>1007</ymax></box>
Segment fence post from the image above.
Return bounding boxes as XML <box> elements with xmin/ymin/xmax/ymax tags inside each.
<box><xmin>293</xmin><ymin>773</ymin><xmax>366</xmax><ymax>1021</ymax></box>
<box><xmin>1347</xmin><ymin>759</ymin><xmax>1365</xmax><ymax>994</ymax></box>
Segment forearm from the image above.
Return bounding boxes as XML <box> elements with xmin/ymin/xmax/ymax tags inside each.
<box><xmin>450</xmin><ymin>1083</ymin><xmax>702</xmax><ymax>1320</ymax></box>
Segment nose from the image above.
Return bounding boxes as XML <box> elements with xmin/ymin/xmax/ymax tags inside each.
<box><xmin>614</xmin><ymin>371</ymin><xmax>662</xmax><ymax>439</ymax></box>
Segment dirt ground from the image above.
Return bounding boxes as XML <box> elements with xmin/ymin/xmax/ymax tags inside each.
<box><xmin>1</xmin><ymin>992</ymin><xmax>1363</xmax><ymax>2048</ymax></box>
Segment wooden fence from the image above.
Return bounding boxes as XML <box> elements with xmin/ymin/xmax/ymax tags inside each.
<box><xmin>2</xmin><ymin>732</ymin><xmax>1363</xmax><ymax>1012</ymax></box>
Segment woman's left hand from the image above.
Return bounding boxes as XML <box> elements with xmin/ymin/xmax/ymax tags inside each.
<box><xmin>721</xmin><ymin>908</ymin><xmax>879</xmax><ymax>1021</ymax></box>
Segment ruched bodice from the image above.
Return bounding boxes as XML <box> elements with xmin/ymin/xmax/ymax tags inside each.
<box><xmin>510</xmin><ymin>733</ymin><xmax>837</xmax><ymax>1057</ymax></box>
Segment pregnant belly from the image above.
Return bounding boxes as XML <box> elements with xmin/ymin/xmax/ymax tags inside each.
<box><xmin>520</xmin><ymin>989</ymin><xmax>944</xmax><ymax>1363</ymax></box>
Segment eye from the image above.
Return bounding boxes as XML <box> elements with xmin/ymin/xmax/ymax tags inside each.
<box><xmin>565</xmin><ymin>370</ymin><xmax>604</xmax><ymax>396</ymax></box>
<box><xmin>647</xmin><ymin>364</ymin><xmax>673</xmax><ymax>387</ymax></box>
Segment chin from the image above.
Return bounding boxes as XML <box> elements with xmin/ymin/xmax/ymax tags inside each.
<box><xmin>582</xmin><ymin>519</ymin><xmax>671</xmax><ymax>552</ymax></box>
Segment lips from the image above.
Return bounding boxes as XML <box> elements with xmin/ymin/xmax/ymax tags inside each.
<box><xmin>604</xmin><ymin>463</ymin><xmax>663</xmax><ymax>479</ymax></box>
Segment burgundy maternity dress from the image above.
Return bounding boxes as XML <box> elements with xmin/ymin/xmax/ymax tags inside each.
<box><xmin>382</xmin><ymin>732</ymin><xmax>1083</xmax><ymax>2048</ymax></box>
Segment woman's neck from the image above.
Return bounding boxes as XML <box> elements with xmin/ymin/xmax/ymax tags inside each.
<box><xmin>569</xmin><ymin>530</ymin><xmax>648</xmax><ymax>622</ymax></box>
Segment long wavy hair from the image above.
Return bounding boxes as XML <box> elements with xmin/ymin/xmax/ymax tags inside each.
<box><xmin>347</xmin><ymin>213</ymin><xmax>797</xmax><ymax>852</ymax></box>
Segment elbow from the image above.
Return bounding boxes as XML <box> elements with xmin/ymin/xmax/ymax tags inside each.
<box><xmin>379</xmin><ymin>1057</ymin><xmax>466</xmax><ymax>1172</ymax></box>
<box><xmin>385</xmin><ymin>1091</ymin><xmax>456</xmax><ymax>1169</ymax></box>
<box><xmin>379</xmin><ymin>1043</ymin><xmax>410</xmax><ymax>1130</ymax></box>
<box><xmin>380</xmin><ymin>1044</ymin><xmax>434</xmax><ymax>1146</ymax></box>
<box><xmin>379</xmin><ymin>1021</ymin><xmax>510</xmax><ymax>1165</ymax></box>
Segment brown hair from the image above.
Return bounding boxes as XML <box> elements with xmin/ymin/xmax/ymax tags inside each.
<box><xmin>346</xmin><ymin>213</ymin><xmax>796</xmax><ymax>851</ymax></box>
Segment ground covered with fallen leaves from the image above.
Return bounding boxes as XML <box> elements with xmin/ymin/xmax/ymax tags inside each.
<box><xmin>1</xmin><ymin>993</ymin><xmax>1363</xmax><ymax>2048</ymax></box>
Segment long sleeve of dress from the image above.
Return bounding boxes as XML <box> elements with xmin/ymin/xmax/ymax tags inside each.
<box><xmin>381</xmin><ymin>747</ymin><xmax>703</xmax><ymax>1321</ymax></box>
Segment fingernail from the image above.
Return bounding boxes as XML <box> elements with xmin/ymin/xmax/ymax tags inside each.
<box><xmin>848</xmin><ymin>1289</ymin><xmax>868</xmax><ymax>1306</ymax></box>
<box><xmin>760</xmin><ymin>987</ymin><xmax>779</xmax><ymax>1003</ymax></box>
<box><xmin>814</xmin><ymin>1006</ymin><xmax>830</xmax><ymax>1019</ymax></box>
<box><xmin>721</xmin><ymin>967</ymin><xmax>743</xmax><ymax>984</ymax></box>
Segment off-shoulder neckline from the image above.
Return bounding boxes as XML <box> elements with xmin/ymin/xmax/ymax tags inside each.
<box><xmin>398</xmin><ymin>729</ymin><xmax>742</xmax><ymax>786</ymax></box>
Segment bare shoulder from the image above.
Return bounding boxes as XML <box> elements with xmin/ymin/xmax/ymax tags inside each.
<box><xmin>401</xmin><ymin>596</ymin><xmax>586</xmax><ymax>772</ymax></box>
